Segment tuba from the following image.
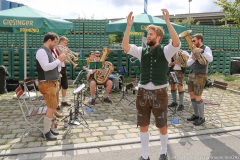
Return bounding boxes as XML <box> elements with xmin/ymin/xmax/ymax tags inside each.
<box><xmin>179</xmin><ymin>30</ymin><xmax>207</xmax><ymax>65</ymax></box>
<box><xmin>94</xmin><ymin>47</ymin><xmax>113</xmax><ymax>85</ymax></box>
<box><xmin>174</xmin><ymin>49</ymin><xmax>188</xmax><ymax>67</ymax></box>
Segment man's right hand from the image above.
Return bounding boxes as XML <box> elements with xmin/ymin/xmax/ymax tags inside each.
<box><xmin>127</xmin><ymin>11</ymin><xmax>134</xmax><ymax>27</ymax></box>
<box><xmin>58</xmin><ymin>53</ymin><xmax>67</xmax><ymax>62</ymax></box>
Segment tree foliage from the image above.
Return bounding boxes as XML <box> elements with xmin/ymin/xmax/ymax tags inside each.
<box><xmin>173</xmin><ymin>17</ymin><xmax>200</xmax><ymax>25</ymax></box>
<box><xmin>108</xmin><ymin>34</ymin><xmax>123</xmax><ymax>44</ymax></box>
<box><xmin>214</xmin><ymin>0</ymin><xmax>240</xmax><ymax>28</ymax></box>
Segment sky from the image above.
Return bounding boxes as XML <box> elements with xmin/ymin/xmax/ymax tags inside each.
<box><xmin>8</xmin><ymin>0</ymin><xmax>223</xmax><ymax>20</ymax></box>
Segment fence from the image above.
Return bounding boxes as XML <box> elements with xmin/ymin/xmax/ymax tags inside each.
<box><xmin>0</xmin><ymin>20</ymin><xmax>239</xmax><ymax>80</ymax></box>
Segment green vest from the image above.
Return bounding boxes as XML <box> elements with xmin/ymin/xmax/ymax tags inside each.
<box><xmin>140</xmin><ymin>45</ymin><xmax>168</xmax><ymax>85</ymax></box>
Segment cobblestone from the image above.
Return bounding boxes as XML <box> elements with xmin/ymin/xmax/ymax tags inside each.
<box><xmin>0</xmin><ymin>87</ymin><xmax>239</xmax><ymax>156</ymax></box>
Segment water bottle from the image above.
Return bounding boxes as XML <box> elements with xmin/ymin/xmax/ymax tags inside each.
<box><xmin>64</xmin><ymin>117</ymin><xmax>69</xmax><ymax>128</ymax></box>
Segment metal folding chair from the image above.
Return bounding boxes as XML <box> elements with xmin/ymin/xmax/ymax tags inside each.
<box><xmin>204</xmin><ymin>80</ymin><xmax>228</xmax><ymax>127</ymax></box>
<box><xmin>15</xmin><ymin>86</ymin><xmax>47</xmax><ymax>139</ymax></box>
<box><xmin>24</xmin><ymin>77</ymin><xmax>44</xmax><ymax>104</ymax></box>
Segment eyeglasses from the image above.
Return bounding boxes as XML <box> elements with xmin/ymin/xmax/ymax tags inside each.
<box><xmin>192</xmin><ymin>40</ymin><xmax>196</xmax><ymax>42</ymax></box>
<box><xmin>95</xmin><ymin>55</ymin><xmax>100</xmax><ymax>57</ymax></box>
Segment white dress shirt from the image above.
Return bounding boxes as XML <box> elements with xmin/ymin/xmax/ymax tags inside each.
<box><xmin>36</xmin><ymin>48</ymin><xmax>62</xmax><ymax>73</ymax></box>
<box><xmin>187</xmin><ymin>45</ymin><xmax>213</xmax><ymax>66</ymax></box>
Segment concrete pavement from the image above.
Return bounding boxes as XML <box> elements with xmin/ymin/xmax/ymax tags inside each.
<box><xmin>0</xmin><ymin>84</ymin><xmax>240</xmax><ymax>159</ymax></box>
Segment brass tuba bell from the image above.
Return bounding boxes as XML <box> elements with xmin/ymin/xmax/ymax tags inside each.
<box><xmin>94</xmin><ymin>47</ymin><xmax>113</xmax><ymax>85</ymax></box>
<box><xmin>179</xmin><ymin>30</ymin><xmax>207</xmax><ymax>65</ymax></box>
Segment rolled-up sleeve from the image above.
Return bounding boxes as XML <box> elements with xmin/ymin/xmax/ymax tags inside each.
<box><xmin>127</xmin><ymin>44</ymin><xmax>142</xmax><ymax>62</ymax></box>
<box><xmin>187</xmin><ymin>54</ymin><xmax>195</xmax><ymax>66</ymax></box>
<box><xmin>36</xmin><ymin>49</ymin><xmax>61</xmax><ymax>71</ymax></box>
<box><xmin>164</xmin><ymin>42</ymin><xmax>181</xmax><ymax>63</ymax></box>
<box><xmin>203</xmin><ymin>46</ymin><xmax>213</xmax><ymax>63</ymax></box>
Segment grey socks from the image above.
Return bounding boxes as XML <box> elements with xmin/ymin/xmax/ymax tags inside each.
<box><xmin>197</xmin><ymin>99</ymin><xmax>204</xmax><ymax>118</ymax></box>
<box><xmin>171</xmin><ymin>90</ymin><xmax>177</xmax><ymax>103</ymax></box>
<box><xmin>179</xmin><ymin>91</ymin><xmax>184</xmax><ymax>105</ymax></box>
<box><xmin>191</xmin><ymin>98</ymin><xmax>199</xmax><ymax>116</ymax></box>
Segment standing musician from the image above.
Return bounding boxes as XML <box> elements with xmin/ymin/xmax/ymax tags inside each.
<box><xmin>122</xmin><ymin>9</ymin><xmax>181</xmax><ymax>160</ymax></box>
<box><xmin>36</xmin><ymin>32</ymin><xmax>66</xmax><ymax>141</ymax></box>
<box><xmin>168</xmin><ymin>49</ymin><xmax>189</xmax><ymax>111</ymax></box>
<box><xmin>55</xmin><ymin>36</ymin><xmax>72</xmax><ymax>107</ymax></box>
<box><xmin>83</xmin><ymin>51</ymin><xmax>113</xmax><ymax>106</ymax></box>
<box><xmin>51</xmin><ymin>47</ymin><xmax>64</xmax><ymax>118</ymax></box>
<box><xmin>187</xmin><ymin>33</ymin><xmax>213</xmax><ymax>126</ymax></box>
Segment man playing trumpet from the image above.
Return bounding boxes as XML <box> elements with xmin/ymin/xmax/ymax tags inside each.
<box><xmin>168</xmin><ymin>49</ymin><xmax>189</xmax><ymax>111</ymax></box>
<box><xmin>56</xmin><ymin>36</ymin><xmax>72</xmax><ymax>107</ymax></box>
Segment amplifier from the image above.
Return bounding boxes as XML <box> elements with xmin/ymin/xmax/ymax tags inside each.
<box><xmin>230</xmin><ymin>60</ymin><xmax>240</xmax><ymax>75</ymax></box>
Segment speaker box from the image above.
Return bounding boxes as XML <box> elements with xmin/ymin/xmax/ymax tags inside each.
<box><xmin>230</xmin><ymin>60</ymin><xmax>240</xmax><ymax>75</ymax></box>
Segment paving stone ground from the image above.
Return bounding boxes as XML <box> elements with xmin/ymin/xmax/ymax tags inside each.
<box><xmin>0</xmin><ymin>84</ymin><xmax>239</xmax><ymax>158</ymax></box>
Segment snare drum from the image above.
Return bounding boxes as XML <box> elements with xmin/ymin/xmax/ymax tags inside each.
<box><xmin>109</xmin><ymin>74</ymin><xmax>123</xmax><ymax>92</ymax></box>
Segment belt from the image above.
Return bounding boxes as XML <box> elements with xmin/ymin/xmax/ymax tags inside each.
<box><xmin>139</xmin><ymin>87</ymin><xmax>167</xmax><ymax>92</ymax></box>
<box><xmin>39</xmin><ymin>80</ymin><xmax>59</xmax><ymax>83</ymax></box>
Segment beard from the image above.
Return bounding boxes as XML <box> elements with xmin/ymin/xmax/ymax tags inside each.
<box><xmin>147</xmin><ymin>38</ymin><xmax>157</xmax><ymax>47</ymax></box>
<box><xmin>147</xmin><ymin>39</ymin><xmax>157</xmax><ymax>47</ymax></box>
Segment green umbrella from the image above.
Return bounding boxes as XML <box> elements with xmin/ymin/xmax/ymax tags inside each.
<box><xmin>105</xmin><ymin>13</ymin><xmax>186</xmax><ymax>35</ymax></box>
<box><xmin>0</xmin><ymin>6</ymin><xmax>74</xmax><ymax>79</ymax></box>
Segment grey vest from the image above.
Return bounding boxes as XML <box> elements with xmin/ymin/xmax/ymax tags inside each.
<box><xmin>36</xmin><ymin>46</ymin><xmax>59</xmax><ymax>80</ymax></box>
<box><xmin>140</xmin><ymin>45</ymin><xmax>168</xmax><ymax>85</ymax></box>
<box><xmin>190</xmin><ymin>45</ymin><xmax>208</xmax><ymax>74</ymax></box>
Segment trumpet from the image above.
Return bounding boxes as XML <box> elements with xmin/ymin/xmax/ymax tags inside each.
<box><xmin>57</xmin><ymin>45</ymin><xmax>79</xmax><ymax>61</ymax></box>
<box><xmin>56</xmin><ymin>45</ymin><xmax>78</xmax><ymax>68</ymax></box>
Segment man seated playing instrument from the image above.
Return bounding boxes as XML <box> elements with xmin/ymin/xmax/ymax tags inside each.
<box><xmin>85</xmin><ymin>51</ymin><xmax>114</xmax><ymax>106</ymax></box>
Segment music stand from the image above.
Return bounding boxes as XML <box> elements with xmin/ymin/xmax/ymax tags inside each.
<box><xmin>78</xmin><ymin>59</ymin><xmax>88</xmax><ymax>67</ymax></box>
<box><xmin>127</xmin><ymin>66</ymin><xmax>140</xmax><ymax>106</ymax></box>
<box><xmin>168</xmin><ymin>71</ymin><xmax>183</xmax><ymax>124</ymax></box>
<box><xmin>65</xmin><ymin>83</ymin><xmax>90</xmax><ymax>137</ymax></box>
<box><xmin>73</xmin><ymin>70</ymin><xmax>91</xmax><ymax>111</ymax></box>
<box><xmin>89</xmin><ymin>61</ymin><xmax>103</xmax><ymax>70</ymax></box>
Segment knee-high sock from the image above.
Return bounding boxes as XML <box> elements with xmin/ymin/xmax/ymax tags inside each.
<box><xmin>197</xmin><ymin>99</ymin><xmax>204</xmax><ymax>118</ymax></box>
<box><xmin>160</xmin><ymin>133</ymin><xmax>168</xmax><ymax>155</ymax></box>
<box><xmin>179</xmin><ymin>91</ymin><xmax>184</xmax><ymax>105</ymax></box>
<box><xmin>171</xmin><ymin>90</ymin><xmax>177</xmax><ymax>103</ymax></box>
<box><xmin>191</xmin><ymin>98</ymin><xmax>199</xmax><ymax>116</ymax></box>
<box><xmin>44</xmin><ymin>116</ymin><xmax>52</xmax><ymax>134</ymax></box>
<box><xmin>140</xmin><ymin>132</ymin><xmax>149</xmax><ymax>159</ymax></box>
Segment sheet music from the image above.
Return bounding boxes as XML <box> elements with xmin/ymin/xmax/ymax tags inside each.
<box><xmin>73</xmin><ymin>83</ymin><xmax>85</xmax><ymax>94</ymax></box>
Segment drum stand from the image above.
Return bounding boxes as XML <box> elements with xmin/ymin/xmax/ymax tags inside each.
<box><xmin>115</xmin><ymin>75</ymin><xmax>131</xmax><ymax>106</ymax></box>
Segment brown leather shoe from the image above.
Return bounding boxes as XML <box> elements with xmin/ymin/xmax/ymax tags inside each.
<box><xmin>54</xmin><ymin>111</ymin><xmax>64</xmax><ymax>118</ymax></box>
<box><xmin>61</xmin><ymin>101</ymin><xmax>71</xmax><ymax>106</ymax></box>
<box><xmin>103</xmin><ymin>97</ymin><xmax>112</xmax><ymax>103</ymax></box>
<box><xmin>88</xmin><ymin>98</ymin><xmax>95</xmax><ymax>106</ymax></box>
